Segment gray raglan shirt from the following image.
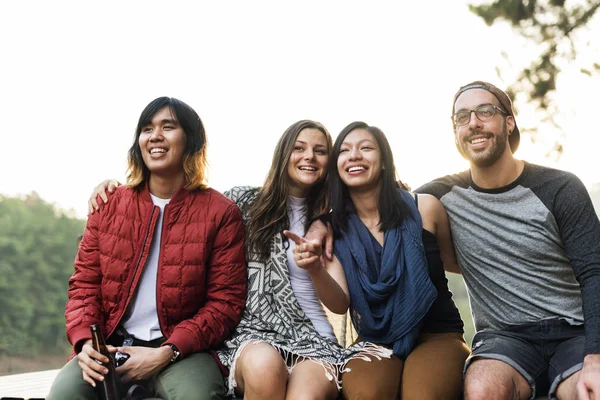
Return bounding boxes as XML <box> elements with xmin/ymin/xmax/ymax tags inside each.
<box><xmin>416</xmin><ymin>162</ymin><xmax>600</xmax><ymax>354</ymax></box>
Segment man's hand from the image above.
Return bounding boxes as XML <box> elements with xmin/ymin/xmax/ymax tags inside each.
<box><xmin>88</xmin><ymin>179</ymin><xmax>121</xmax><ymax>215</ymax></box>
<box><xmin>576</xmin><ymin>353</ymin><xmax>600</xmax><ymax>399</ymax></box>
<box><xmin>283</xmin><ymin>230</ymin><xmax>323</xmax><ymax>273</ymax></box>
<box><xmin>305</xmin><ymin>219</ymin><xmax>334</xmax><ymax>261</ymax></box>
<box><xmin>115</xmin><ymin>345</ymin><xmax>172</xmax><ymax>383</ymax></box>
<box><xmin>77</xmin><ymin>339</ymin><xmax>117</xmax><ymax>388</ymax></box>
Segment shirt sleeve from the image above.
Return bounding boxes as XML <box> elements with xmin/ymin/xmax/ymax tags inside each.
<box><xmin>553</xmin><ymin>174</ymin><xmax>600</xmax><ymax>355</ymax></box>
<box><xmin>164</xmin><ymin>202</ymin><xmax>247</xmax><ymax>357</ymax></box>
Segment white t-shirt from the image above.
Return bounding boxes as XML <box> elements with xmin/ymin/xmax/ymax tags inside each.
<box><xmin>122</xmin><ymin>194</ymin><xmax>170</xmax><ymax>341</ymax></box>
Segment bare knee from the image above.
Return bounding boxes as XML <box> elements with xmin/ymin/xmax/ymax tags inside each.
<box><xmin>341</xmin><ymin>356</ymin><xmax>402</xmax><ymax>400</ymax></box>
<box><xmin>286</xmin><ymin>361</ymin><xmax>338</xmax><ymax>400</ymax></box>
<box><xmin>402</xmin><ymin>333</ymin><xmax>469</xmax><ymax>400</ymax></box>
<box><xmin>342</xmin><ymin>375</ymin><xmax>398</xmax><ymax>400</ymax></box>
<box><xmin>242</xmin><ymin>354</ymin><xmax>287</xmax><ymax>380</ymax></box>
<box><xmin>237</xmin><ymin>343</ymin><xmax>288</xmax><ymax>398</ymax></box>
<box><xmin>464</xmin><ymin>376</ymin><xmax>496</xmax><ymax>400</ymax></box>
<box><xmin>464</xmin><ymin>359</ymin><xmax>530</xmax><ymax>400</ymax></box>
<box><xmin>555</xmin><ymin>370</ymin><xmax>579</xmax><ymax>400</ymax></box>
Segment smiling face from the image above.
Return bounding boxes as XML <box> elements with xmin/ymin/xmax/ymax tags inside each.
<box><xmin>337</xmin><ymin>128</ymin><xmax>382</xmax><ymax>192</ymax></box>
<box><xmin>454</xmin><ymin>88</ymin><xmax>515</xmax><ymax>168</ymax></box>
<box><xmin>138</xmin><ymin>106</ymin><xmax>187</xmax><ymax>179</ymax></box>
<box><xmin>286</xmin><ymin>128</ymin><xmax>329</xmax><ymax>197</ymax></box>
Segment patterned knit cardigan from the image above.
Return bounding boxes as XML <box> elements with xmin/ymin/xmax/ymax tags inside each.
<box><xmin>216</xmin><ymin>186</ymin><xmax>391</xmax><ymax>394</ymax></box>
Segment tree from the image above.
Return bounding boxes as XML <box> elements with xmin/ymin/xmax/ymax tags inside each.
<box><xmin>0</xmin><ymin>193</ymin><xmax>85</xmax><ymax>357</ymax></box>
<box><xmin>469</xmin><ymin>0</ymin><xmax>600</xmax><ymax>157</ymax></box>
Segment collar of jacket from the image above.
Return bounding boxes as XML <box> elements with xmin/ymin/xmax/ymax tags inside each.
<box><xmin>139</xmin><ymin>181</ymin><xmax>192</xmax><ymax>204</ymax></box>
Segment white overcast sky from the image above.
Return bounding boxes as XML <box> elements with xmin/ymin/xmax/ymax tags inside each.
<box><xmin>2</xmin><ymin>1</ymin><xmax>599</xmax><ymax>218</ymax></box>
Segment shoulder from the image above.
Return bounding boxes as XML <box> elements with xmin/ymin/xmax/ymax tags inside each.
<box><xmin>522</xmin><ymin>162</ymin><xmax>581</xmax><ymax>186</ymax></box>
<box><xmin>414</xmin><ymin>192</ymin><xmax>443</xmax><ymax>211</ymax></box>
<box><xmin>87</xmin><ymin>186</ymin><xmax>141</xmax><ymax>227</ymax></box>
<box><xmin>114</xmin><ymin>185</ymin><xmax>135</xmax><ymax>198</ymax></box>
<box><xmin>102</xmin><ymin>185</ymin><xmax>140</xmax><ymax>210</ymax></box>
<box><xmin>415</xmin><ymin>170</ymin><xmax>471</xmax><ymax>199</ymax></box>
<box><xmin>223</xmin><ymin>186</ymin><xmax>259</xmax><ymax>206</ymax></box>
<box><xmin>205</xmin><ymin>187</ymin><xmax>236</xmax><ymax>204</ymax></box>
<box><xmin>521</xmin><ymin>162</ymin><xmax>588</xmax><ymax>202</ymax></box>
<box><xmin>190</xmin><ymin>187</ymin><xmax>241</xmax><ymax>213</ymax></box>
<box><xmin>414</xmin><ymin>193</ymin><xmax>445</xmax><ymax>225</ymax></box>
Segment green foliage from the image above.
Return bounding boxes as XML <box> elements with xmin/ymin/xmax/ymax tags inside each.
<box><xmin>0</xmin><ymin>192</ymin><xmax>85</xmax><ymax>357</ymax></box>
<box><xmin>469</xmin><ymin>0</ymin><xmax>600</xmax><ymax>152</ymax></box>
<box><xmin>446</xmin><ymin>274</ymin><xmax>475</xmax><ymax>345</ymax></box>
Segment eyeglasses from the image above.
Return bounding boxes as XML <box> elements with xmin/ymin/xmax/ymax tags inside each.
<box><xmin>451</xmin><ymin>104</ymin><xmax>507</xmax><ymax>127</ymax></box>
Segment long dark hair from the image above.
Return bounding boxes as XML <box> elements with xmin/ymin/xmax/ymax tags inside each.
<box><xmin>246</xmin><ymin>120</ymin><xmax>332</xmax><ymax>261</ymax></box>
<box><xmin>126</xmin><ymin>97</ymin><xmax>207</xmax><ymax>190</ymax></box>
<box><xmin>329</xmin><ymin>121</ymin><xmax>410</xmax><ymax>236</ymax></box>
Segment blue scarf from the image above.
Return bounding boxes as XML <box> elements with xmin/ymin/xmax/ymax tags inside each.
<box><xmin>334</xmin><ymin>189</ymin><xmax>437</xmax><ymax>359</ymax></box>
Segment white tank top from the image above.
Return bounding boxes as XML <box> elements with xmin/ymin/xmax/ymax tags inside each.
<box><xmin>286</xmin><ymin>196</ymin><xmax>337</xmax><ymax>342</ymax></box>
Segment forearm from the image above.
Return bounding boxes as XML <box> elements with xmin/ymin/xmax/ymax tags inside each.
<box><xmin>580</xmin><ymin>272</ymin><xmax>600</xmax><ymax>355</ymax></box>
<box><xmin>68</xmin><ymin>327</ymin><xmax>94</xmax><ymax>353</ymax></box>
<box><xmin>151</xmin><ymin>346</ymin><xmax>173</xmax><ymax>373</ymax></box>
<box><xmin>556</xmin><ymin>178</ymin><xmax>600</xmax><ymax>353</ymax></box>
<box><xmin>66</xmin><ymin>268</ymin><xmax>104</xmax><ymax>349</ymax></box>
<box><xmin>167</xmin><ymin>280</ymin><xmax>246</xmax><ymax>357</ymax></box>
<box><xmin>309</xmin><ymin>268</ymin><xmax>349</xmax><ymax>314</ymax></box>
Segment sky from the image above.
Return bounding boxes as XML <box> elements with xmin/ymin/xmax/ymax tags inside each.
<box><xmin>1</xmin><ymin>1</ymin><xmax>599</xmax><ymax>219</ymax></box>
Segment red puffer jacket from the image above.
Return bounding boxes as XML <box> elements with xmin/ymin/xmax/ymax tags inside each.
<box><xmin>65</xmin><ymin>184</ymin><xmax>247</xmax><ymax>359</ymax></box>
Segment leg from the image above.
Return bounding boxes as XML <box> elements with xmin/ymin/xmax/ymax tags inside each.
<box><xmin>341</xmin><ymin>354</ymin><xmax>403</xmax><ymax>400</ymax></box>
<box><xmin>547</xmin><ymin>335</ymin><xmax>585</xmax><ymax>400</ymax></box>
<box><xmin>154</xmin><ymin>352</ymin><xmax>226</xmax><ymax>400</ymax></box>
<box><xmin>234</xmin><ymin>342</ymin><xmax>288</xmax><ymax>400</ymax></box>
<box><xmin>47</xmin><ymin>356</ymin><xmax>98</xmax><ymax>400</ymax></box>
<box><xmin>554</xmin><ymin>370</ymin><xmax>580</xmax><ymax>400</ymax></box>
<box><xmin>463</xmin><ymin>329</ymin><xmax>550</xmax><ymax>400</ymax></box>
<box><xmin>401</xmin><ymin>332</ymin><xmax>470</xmax><ymax>400</ymax></box>
<box><xmin>286</xmin><ymin>359</ymin><xmax>339</xmax><ymax>400</ymax></box>
<box><xmin>465</xmin><ymin>359</ymin><xmax>531</xmax><ymax>400</ymax></box>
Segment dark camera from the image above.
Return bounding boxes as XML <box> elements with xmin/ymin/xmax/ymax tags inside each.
<box><xmin>114</xmin><ymin>337</ymin><xmax>133</xmax><ymax>367</ymax></box>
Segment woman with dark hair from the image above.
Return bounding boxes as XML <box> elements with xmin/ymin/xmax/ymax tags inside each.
<box><xmin>48</xmin><ymin>97</ymin><xmax>247</xmax><ymax>400</ymax></box>
<box><xmin>295</xmin><ymin>121</ymin><xmax>469</xmax><ymax>399</ymax></box>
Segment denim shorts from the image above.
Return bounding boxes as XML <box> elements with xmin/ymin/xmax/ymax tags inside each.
<box><xmin>464</xmin><ymin>318</ymin><xmax>585</xmax><ymax>400</ymax></box>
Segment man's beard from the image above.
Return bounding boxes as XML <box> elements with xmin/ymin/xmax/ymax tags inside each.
<box><xmin>459</xmin><ymin>123</ymin><xmax>508</xmax><ymax>168</ymax></box>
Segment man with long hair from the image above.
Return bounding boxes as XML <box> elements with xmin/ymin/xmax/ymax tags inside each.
<box><xmin>48</xmin><ymin>97</ymin><xmax>247</xmax><ymax>399</ymax></box>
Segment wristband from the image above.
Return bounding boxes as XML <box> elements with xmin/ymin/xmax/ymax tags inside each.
<box><xmin>165</xmin><ymin>344</ymin><xmax>180</xmax><ymax>363</ymax></box>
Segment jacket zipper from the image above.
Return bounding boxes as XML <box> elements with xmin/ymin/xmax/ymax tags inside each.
<box><xmin>108</xmin><ymin>204</ymin><xmax>158</xmax><ymax>338</ymax></box>
<box><xmin>156</xmin><ymin>203</ymin><xmax>168</xmax><ymax>336</ymax></box>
